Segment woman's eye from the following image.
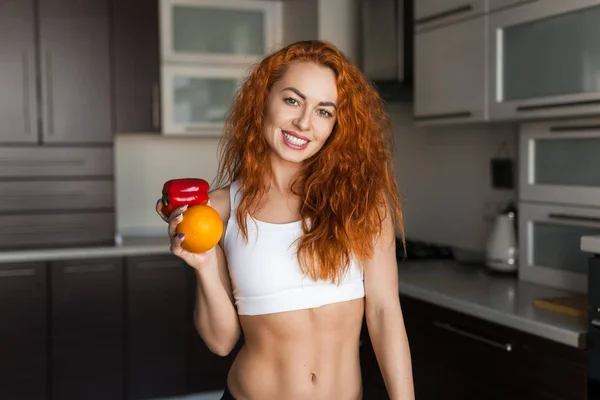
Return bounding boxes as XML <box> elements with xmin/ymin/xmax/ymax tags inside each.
<box><xmin>318</xmin><ymin>109</ymin><xmax>333</xmax><ymax>118</ymax></box>
<box><xmin>285</xmin><ymin>98</ymin><xmax>299</xmax><ymax>106</ymax></box>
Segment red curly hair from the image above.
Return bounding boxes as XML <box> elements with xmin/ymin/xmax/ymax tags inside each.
<box><xmin>214</xmin><ymin>40</ymin><xmax>405</xmax><ymax>283</ymax></box>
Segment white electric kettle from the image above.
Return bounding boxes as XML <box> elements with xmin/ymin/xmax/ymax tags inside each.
<box><xmin>485</xmin><ymin>203</ymin><xmax>518</xmax><ymax>273</ymax></box>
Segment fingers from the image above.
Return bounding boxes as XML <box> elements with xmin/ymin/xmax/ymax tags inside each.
<box><xmin>155</xmin><ymin>199</ymin><xmax>168</xmax><ymax>222</ymax></box>
<box><xmin>167</xmin><ymin>204</ymin><xmax>188</xmax><ymax>237</ymax></box>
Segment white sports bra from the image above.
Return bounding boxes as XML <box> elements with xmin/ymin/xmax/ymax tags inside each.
<box><xmin>223</xmin><ymin>180</ymin><xmax>365</xmax><ymax>316</ymax></box>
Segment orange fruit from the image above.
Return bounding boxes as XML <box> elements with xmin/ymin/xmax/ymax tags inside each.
<box><xmin>176</xmin><ymin>205</ymin><xmax>223</xmax><ymax>253</ymax></box>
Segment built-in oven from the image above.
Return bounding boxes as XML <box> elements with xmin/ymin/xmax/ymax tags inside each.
<box><xmin>588</xmin><ymin>256</ymin><xmax>600</xmax><ymax>398</ymax></box>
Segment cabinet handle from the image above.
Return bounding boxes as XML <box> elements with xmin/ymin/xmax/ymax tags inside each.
<box><xmin>45</xmin><ymin>51</ymin><xmax>55</xmax><ymax>135</ymax></box>
<box><xmin>22</xmin><ymin>49</ymin><xmax>32</xmax><ymax>136</ymax></box>
<box><xmin>64</xmin><ymin>264</ymin><xmax>115</xmax><ymax>274</ymax></box>
<box><xmin>516</xmin><ymin>99</ymin><xmax>600</xmax><ymax>112</ymax></box>
<box><xmin>0</xmin><ymin>268</ymin><xmax>35</xmax><ymax>278</ymax></box>
<box><xmin>433</xmin><ymin>321</ymin><xmax>513</xmax><ymax>352</ymax></box>
<box><xmin>548</xmin><ymin>213</ymin><xmax>600</xmax><ymax>224</ymax></box>
<box><xmin>592</xmin><ymin>319</ymin><xmax>600</xmax><ymax>329</ymax></box>
<box><xmin>414</xmin><ymin>111</ymin><xmax>472</xmax><ymax>121</ymax></box>
<box><xmin>550</xmin><ymin>124</ymin><xmax>600</xmax><ymax>132</ymax></box>
<box><xmin>152</xmin><ymin>82</ymin><xmax>160</xmax><ymax>130</ymax></box>
<box><xmin>415</xmin><ymin>4</ymin><xmax>473</xmax><ymax>26</ymax></box>
<box><xmin>136</xmin><ymin>261</ymin><xmax>181</xmax><ymax>270</ymax></box>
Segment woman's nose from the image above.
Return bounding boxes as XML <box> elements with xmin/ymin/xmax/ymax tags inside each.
<box><xmin>293</xmin><ymin>108</ymin><xmax>311</xmax><ymax>131</ymax></box>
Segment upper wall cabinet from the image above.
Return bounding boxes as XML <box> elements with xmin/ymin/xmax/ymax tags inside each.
<box><xmin>415</xmin><ymin>16</ymin><xmax>487</xmax><ymax>125</ymax></box>
<box><xmin>415</xmin><ymin>0</ymin><xmax>486</xmax><ymax>30</ymax></box>
<box><xmin>489</xmin><ymin>0</ymin><xmax>538</xmax><ymax>12</ymax></box>
<box><xmin>489</xmin><ymin>0</ymin><xmax>600</xmax><ymax>121</ymax></box>
<box><xmin>38</xmin><ymin>0</ymin><xmax>112</xmax><ymax>144</ymax></box>
<box><xmin>160</xmin><ymin>0</ymin><xmax>282</xmax><ymax>65</ymax></box>
<box><xmin>0</xmin><ymin>0</ymin><xmax>38</xmax><ymax>144</ymax></box>
<box><xmin>0</xmin><ymin>0</ymin><xmax>112</xmax><ymax>144</ymax></box>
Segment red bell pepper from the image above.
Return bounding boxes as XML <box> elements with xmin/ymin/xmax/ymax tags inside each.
<box><xmin>161</xmin><ymin>178</ymin><xmax>209</xmax><ymax>217</ymax></box>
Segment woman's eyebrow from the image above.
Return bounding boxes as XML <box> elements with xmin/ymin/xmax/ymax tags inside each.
<box><xmin>282</xmin><ymin>87</ymin><xmax>337</xmax><ymax>108</ymax></box>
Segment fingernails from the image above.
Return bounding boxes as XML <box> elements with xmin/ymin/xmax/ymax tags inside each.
<box><xmin>156</xmin><ymin>199</ymin><xmax>161</xmax><ymax>205</ymax></box>
<box><xmin>178</xmin><ymin>233</ymin><xmax>185</xmax><ymax>239</ymax></box>
<box><xmin>182</xmin><ymin>204</ymin><xmax>189</xmax><ymax>210</ymax></box>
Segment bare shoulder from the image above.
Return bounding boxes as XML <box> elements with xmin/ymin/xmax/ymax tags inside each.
<box><xmin>208</xmin><ymin>185</ymin><xmax>231</xmax><ymax>223</ymax></box>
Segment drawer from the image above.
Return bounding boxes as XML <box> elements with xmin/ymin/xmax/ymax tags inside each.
<box><xmin>0</xmin><ymin>212</ymin><xmax>115</xmax><ymax>249</ymax></box>
<box><xmin>0</xmin><ymin>147</ymin><xmax>113</xmax><ymax>178</ymax></box>
<box><xmin>0</xmin><ymin>180</ymin><xmax>113</xmax><ymax>212</ymax></box>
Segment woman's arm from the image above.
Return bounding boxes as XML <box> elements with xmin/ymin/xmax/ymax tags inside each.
<box><xmin>363</xmin><ymin>207</ymin><xmax>415</xmax><ymax>400</ymax></box>
<box><xmin>162</xmin><ymin>187</ymin><xmax>240</xmax><ymax>356</ymax></box>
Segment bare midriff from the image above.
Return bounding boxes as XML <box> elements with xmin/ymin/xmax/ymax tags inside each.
<box><xmin>227</xmin><ymin>297</ymin><xmax>365</xmax><ymax>400</ymax></box>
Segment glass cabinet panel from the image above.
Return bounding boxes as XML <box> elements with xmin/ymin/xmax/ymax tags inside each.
<box><xmin>172</xmin><ymin>6</ymin><xmax>265</xmax><ymax>57</ymax></box>
<box><xmin>503</xmin><ymin>4</ymin><xmax>600</xmax><ymax>101</ymax></box>
<box><xmin>534</xmin><ymin>137</ymin><xmax>600</xmax><ymax>187</ymax></box>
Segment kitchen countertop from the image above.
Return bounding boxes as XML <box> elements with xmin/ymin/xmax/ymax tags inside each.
<box><xmin>0</xmin><ymin>235</ymin><xmax>172</xmax><ymax>263</ymax></box>
<box><xmin>398</xmin><ymin>260</ymin><xmax>587</xmax><ymax>349</ymax></box>
<box><xmin>0</xmin><ymin>239</ymin><xmax>587</xmax><ymax>348</ymax></box>
<box><xmin>581</xmin><ymin>235</ymin><xmax>600</xmax><ymax>254</ymax></box>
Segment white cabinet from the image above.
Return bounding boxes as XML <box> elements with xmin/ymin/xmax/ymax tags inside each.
<box><xmin>159</xmin><ymin>0</ymin><xmax>282</xmax><ymax>136</ymax></box>
<box><xmin>415</xmin><ymin>0</ymin><xmax>486</xmax><ymax>30</ymax></box>
<box><xmin>160</xmin><ymin>0</ymin><xmax>282</xmax><ymax>65</ymax></box>
<box><xmin>414</xmin><ymin>16</ymin><xmax>487</xmax><ymax>125</ymax></box>
<box><xmin>519</xmin><ymin>118</ymin><xmax>600</xmax><ymax>208</ymax></box>
<box><xmin>489</xmin><ymin>0</ymin><xmax>600</xmax><ymax>121</ymax></box>
<box><xmin>161</xmin><ymin>64</ymin><xmax>249</xmax><ymax>135</ymax></box>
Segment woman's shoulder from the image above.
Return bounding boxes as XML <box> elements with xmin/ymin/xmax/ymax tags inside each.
<box><xmin>208</xmin><ymin>185</ymin><xmax>232</xmax><ymax>223</ymax></box>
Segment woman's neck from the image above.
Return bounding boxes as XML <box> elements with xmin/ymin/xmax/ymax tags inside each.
<box><xmin>268</xmin><ymin>156</ymin><xmax>302</xmax><ymax>195</ymax></box>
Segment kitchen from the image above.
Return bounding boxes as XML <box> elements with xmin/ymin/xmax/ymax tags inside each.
<box><xmin>0</xmin><ymin>0</ymin><xmax>599</xmax><ymax>399</ymax></box>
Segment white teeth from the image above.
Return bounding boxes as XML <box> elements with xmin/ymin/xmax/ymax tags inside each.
<box><xmin>284</xmin><ymin>132</ymin><xmax>308</xmax><ymax>146</ymax></box>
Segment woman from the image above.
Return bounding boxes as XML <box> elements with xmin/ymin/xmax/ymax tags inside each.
<box><xmin>156</xmin><ymin>40</ymin><xmax>414</xmax><ymax>400</ymax></box>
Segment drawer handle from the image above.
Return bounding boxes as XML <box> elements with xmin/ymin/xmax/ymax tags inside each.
<box><xmin>65</xmin><ymin>264</ymin><xmax>115</xmax><ymax>274</ymax></box>
<box><xmin>22</xmin><ymin>48</ymin><xmax>32</xmax><ymax>136</ymax></box>
<box><xmin>548</xmin><ymin>213</ymin><xmax>600</xmax><ymax>224</ymax></box>
<box><xmin>550</xmin><ymin>124</ymin><xmax>600</xmax><ymax>132</ymax></box>
<box><xmin>0</xmin><ymin>159</ymin><xmax>85</xmax><ymax>167</ymax></box>
<box><xmin>516</xmin><ymin>99</ymin><xmax>600</xmax><ymax>112</ymax></box>
<box><xmin>592</xmin><ymin>319</ymin><xmax>600</xmax><ymax>329</ymax></box>
<box><xmin>433</xmin><ymin>321</ymin><xmax>513</xmax><ymax>352</ymax></box>
<box><xmin>415</xmin><ymin>4</ymin><xmax>473</xmax><ymax>26</ymax></box>
<box><xmin>0</xmin><ymin>268</ymin><xmax>35</xmax><ymax>278</ymax></box>
<box><xmin>414</xmin><ymin>111</ymin><xmax>472</xmax><ymax>121</ymax></box>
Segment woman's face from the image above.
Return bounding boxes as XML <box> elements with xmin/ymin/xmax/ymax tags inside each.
<box><xmin>263</xmin><ymin>61</ymin><xmax>338</xmax><ymax>165</ymax></box>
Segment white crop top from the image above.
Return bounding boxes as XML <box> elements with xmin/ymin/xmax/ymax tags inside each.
<box><xmin>223</xmin><ymin>180</ymin><xmax>365</xmax><ymax>316</ymax></box>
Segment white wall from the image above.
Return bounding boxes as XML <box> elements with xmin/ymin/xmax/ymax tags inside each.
<box><xmin>389</xmin><ymin>103</ymin><xmax>518</xmax><ymax>252</ymax></box>
<box><xmin>114</xmin><ymin>134</ymin><xmax>221</xmax><ymax>236</ymax></box>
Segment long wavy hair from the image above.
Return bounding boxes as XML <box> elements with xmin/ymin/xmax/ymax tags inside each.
<box><xmin>214</xmin><ymin>40</ymin><xmax>405</xmax><ymax>283</ymax></box>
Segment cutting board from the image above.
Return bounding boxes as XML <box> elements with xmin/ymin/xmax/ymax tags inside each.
<box><xmin>533</xmin><ymin>295</ymin><xmax>588</xmax><ymax>318</ymax></box>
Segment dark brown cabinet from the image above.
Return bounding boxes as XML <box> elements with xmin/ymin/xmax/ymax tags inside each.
<box><xmin>0</xmin><ymin>263</ymin><xmax>47</xmax><ymax>400</ymax></box>
<box><xmin>51</xmin><ymin>258</ymin><xmax>124</xmax><ymax>400</ymax></box>
<box><xmin>38</xmin><ymin>0</ymin><xmax>112</xmax><ymax>143</ymax></box>
<box><xmin>126</xmin><ymin>255</ymin><xmax>188</xmax><ymax>399</ymax></box>
<box><xmin>0</xmin><ymin>0</ymin><xmax>38</xmax><ymax>144</ymax></box>
<box><xmin>112</xmin><ymin>0</ymin><xmax>160</xmax><ymax>133</ymax></box>
<box><xmin>360</xmin><ymin>296</ymin><xmax>587</xmax><ymax>400</ymax></box>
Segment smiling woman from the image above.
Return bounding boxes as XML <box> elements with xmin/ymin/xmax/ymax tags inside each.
<box><xmin>157</xmin><ymin>40</ymin><xmax>414</xmax><ymax>400</ymax></box>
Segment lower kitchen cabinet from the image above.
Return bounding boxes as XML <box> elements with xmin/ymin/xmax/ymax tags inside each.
<box><xmin>0</xmin><ymin>263</ymin><xmax>47</xmax><ymax>400</ymax></box>
<box><xmin>126</xmin><ymin>255</ymin><xmax>188</xmax><ymax>399</ymax></box>
<box><xmin>51</xmin><ymin>258</ymin><xmax>124</xmax><ymax>400</ymax></box>
<box><xmin>360</xmin><ymin>295</ymin><xmax>587</xmax><ymax>400</ymax></box>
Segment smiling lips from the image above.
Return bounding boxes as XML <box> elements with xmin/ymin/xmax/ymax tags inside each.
<box><xmin>282</xmin><ymin>130</ymin><xmax>310</xmax><ymax>150</ymax></box>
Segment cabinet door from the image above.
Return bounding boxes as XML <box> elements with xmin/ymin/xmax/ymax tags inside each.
<box><xmin>38</xmin><ymin>0</ymin><xmax>112</xmax><ymax>144</ymax></box>
<box><xmin>0</xmin><ymin>0</ymin><xmax>38</xmax><ymax>144</ymax></box>
<box><xmin>51</xmin><ymin>258</ymin><xmax>124</xmax><ymax>400</ymax></box>
<box><xmin>489</xmin><ymin>0</ymin><xmax>538</xmax><ymax>12</ymax></box>
<box><xmin>415</xmin><ymin>16</ymin><xmax>487</xmax><ymax>125</ymax></box>
<box><xmin>126</xmin><ymin>256</ymin><xmax>187</xmax><ymax>399</ymax></box>
<box><xmin>0</xmin><ymin>263</ymin><xmax>47</xmax><ymax>400</ymax></box>
<box><xmin>112</xmin><ymin>0</ymin><xmax>160</xmax><ymax>133</ymax></box>
<box><xmin>415</xmin><ymin>0</ymin><xmax>485</xmax><ymax>30</ymax></box>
